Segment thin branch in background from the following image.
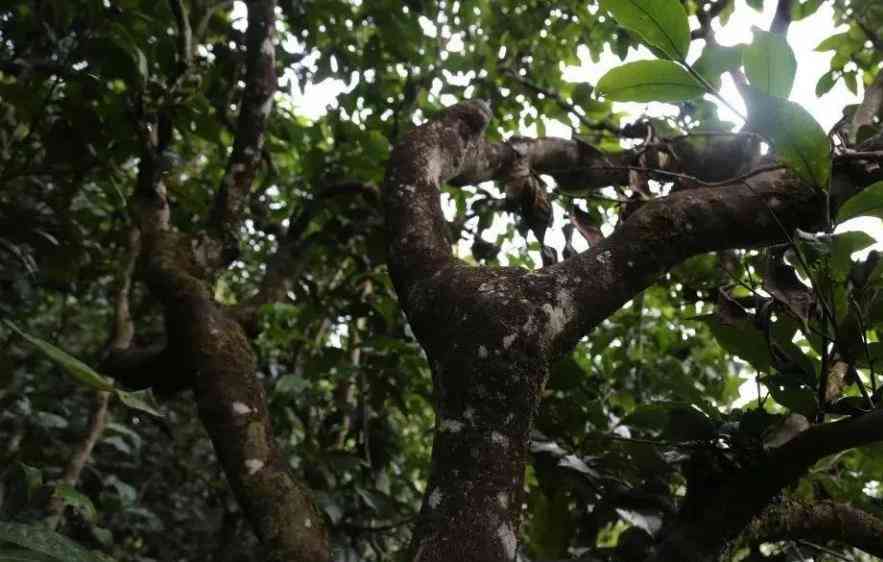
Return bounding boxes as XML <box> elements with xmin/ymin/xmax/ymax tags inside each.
<box><xmin>502</xmin><ymin>68</ymin><xmax>626</xmax><ymax>137</ymax></box>
<box><xmin>585</xmin><ymin>163</ymin><xmax>784</xmax><ymax>188</ymax></box>
<box><xmin>796</xmin><ymin>539</ymin><xmax>855</xmax><ymax>561</ymax></box>
<box><xmin>45</xmin><ymin>226</ymin><xmax>140</xmax><ymax>529</ymax></box>
<box><xmin>168</xmin><ymin>0</ymin><xmax>193</xmax><ymax>75</ymax></box>
<box><xmin>770</xmin><ymin>0</ymin><xmax>794</xmax><ymax>34</ymax></box>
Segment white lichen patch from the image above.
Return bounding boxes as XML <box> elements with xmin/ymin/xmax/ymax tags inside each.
<box><xmin>521</xmin><ymin>315</ymin><xmax>537</xmax><ymax>336</ymax></box>
<box><xmin>478</xmin><ymin>346</ymin><xmax>488</xmax><ymax>359</ymax></box>
<box><xmin>502</xmin><ymin>333</ymin><xmax>517</xmax><ymax>349</ymax></box>
<box><xmin>497</xmin><ymin>492</ymin><xmax>509</xmax><ymax>509</ymax></box>
<box><xmin>497</xmin><ymin>522</ymin><xmax>517</xmax><ymax>560</ymax></box>
<box><xmin>428</xmin><ymin>488</ymin><xmax>443</xmax><ymax>509</ymax></box>
<box><xmin>261</xmin><ymin>37</ymin><xmax>274</xmax><ymax>56</ymax></box>
<box><xmin>305</xmin><ymin>518</ymin><xmax>313</xmax><ymax>528</ymax></box>
<box><xmin>232</xmin><ymin>402</ymin><xmax>253</xmax><ymax>415</ymax></box>
<box><xmin>403</xmin><ymin>184</ymin><xmax>416</xmax><ymax>194</ymax></box>
<box><xmin>244</xmin><ymin>458</ymin><xmax>264</xmax><ymax>475</ymax></box>
<box><xmin>440</xmin><ymin>419</ymin><xmax>465</xmax><ymax>433</ymax></box>
<box><xmin>542</xmin><ymin>288</ymin><xmax>575</xmax><ymax>342</ymax></box>
<box><xmin>259</xmin><ymin>96</ymin><xmax>273</xmax><ymax>117</ymax></box>
<box><xmin>490</xmin><ymin>431</ymin><xmax>509</xmax><ymax>447</ymax></box>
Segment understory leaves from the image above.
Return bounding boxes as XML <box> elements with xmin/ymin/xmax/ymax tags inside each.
<box><xmin>0</xmin><ymin>522</ymin><xmax>111</xmax><ymax>562</ymax></box>
<box><xmin>3</xmin><ymin>320</ymin><xmax>115</xmax><ymax>391</ymax></box>
<box><xmin>4</xmin><ymin>320</ymin><xmax>162</xmax><ymax>417</ymax></box>
<box><xmin>597</xmin><ymin>60</ymin><xmax>704</xmax><ymax>102</ymax></box>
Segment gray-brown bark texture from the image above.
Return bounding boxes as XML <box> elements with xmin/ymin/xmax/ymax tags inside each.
<box><xmin>382</xmin><ymin>100</ymin><xmax>883</xmax><ymax>562</ymax></box>
<box><xmin>102</xmin><ymin>1</ymin><xmax>330</xmax><ymax>560</ymax></box>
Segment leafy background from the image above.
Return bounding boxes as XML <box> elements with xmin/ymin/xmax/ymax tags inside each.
<box><xmin>1</xmin><ymin>0</ymin><xmax>882</xmax><ymax>560</ymax></box>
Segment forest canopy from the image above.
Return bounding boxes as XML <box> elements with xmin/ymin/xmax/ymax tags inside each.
<box><xmin>2</xmin><ymin>0</ymin><xmax>883</xmax><ymax>561</ymax></box>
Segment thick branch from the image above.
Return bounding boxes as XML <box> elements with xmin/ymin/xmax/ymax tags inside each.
<box><xmin>747</xmin><ymin>499</ymin><xmax>883</xmax><ymax>558</ymax></box>
<box><xmin>546</xmin><ymin>168</ymin><xmax>821</xmax><ymax>354</ymax></box>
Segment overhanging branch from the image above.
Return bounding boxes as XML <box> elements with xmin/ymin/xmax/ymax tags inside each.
<box><xmin>747</xmin><ymin>498</ymin><xmax>883</xmax><ymax>558</ymax></box>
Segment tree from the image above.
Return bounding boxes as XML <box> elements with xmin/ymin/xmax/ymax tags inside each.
<box><xmin>1</xmin><ymin>0</ymin><xmax>883</xmax><ymax>561</ymax></box>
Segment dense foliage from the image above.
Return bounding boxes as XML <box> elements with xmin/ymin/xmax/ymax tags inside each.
<box><xmin>1</xmin><ymin>0</ymin><xmax>883</xmax><ymax>561</ymax></box>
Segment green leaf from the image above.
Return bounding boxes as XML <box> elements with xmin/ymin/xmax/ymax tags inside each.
<box><xmin>815</xmin><ymin>32</ymin><xmax>850</xmax><ymax>52</ymax></box>
<box><xmin>830</xmin><ymin>231</ymin><xmax>876</xmax><ymax>275</ymax></box>
<box><xmin>815</xmin><ymin>72</ymin><xmax>836</xmax><ymax>97</ymax></box>
<box><xmin>0</xmin><ymin>522</ymin><xmax>109</xmax><ymax>562</ymax></box>
<box><xmin>625</xmin><ymin>402</ymin><xmax>716</xmax><ymax>442</ymax></box>
<box><xmin>743</xmin><ymin>28</ymin><xmax>797</xmax><ymax>98</ymax></box>
<box><xmin>0</xmin><ymin>549</ymin><xmax>58</xmax><ymax>562</ymax></box>
<box><xmin>135</xmin><ymin>48</ymin><xmax>148</xmax><ymax>82</ymax></box>
<box><xmin>837</xmin><ymin>181</ymin><xmax>883</xmax><ymax>223</ymax></box>
<box><xmin>115</xmin><ymin>389</ymin><xmax>163</xmax><ymax>418</ymax></box>
<box><xmin>4</xmin><ymin>321</ymin><xmax>115</xmax><ymax>391</ymax></box>
<box><xmin>52</xmin><ymin>484</ymin><xmax>97</xmax><ymax>522</ymax></box>
<box><xmin>598</xmin><ymin>0</ymin><xmax>691</xmax><ymax>61</ymax></box>
<box><xmin>693</xmin><ymin>44</ymin><xmax>743</xmax><ymax>91</ymax></box>
<box><xmin>760</xmin><ymin>373</ymin><xmax>817</xmax><ymax>417</ymax></box>
<box><xmin>696</xmin><ymin>315</ymin><xmax>771</xmax><ymax>372</ymax></box>
<box><xmin>745</xmin><ymin>89</ymin><xmax>831</xmax><ymax>189</ymax></box>
<box><xmin>597</xmin><ymin>60</ymin><xmax>704</xmax><ymax>102</ymax></box>
<box><xmin>791</xmin><ymin>0</ymin><xmax>822</xmax><ymax>21</ymax></box>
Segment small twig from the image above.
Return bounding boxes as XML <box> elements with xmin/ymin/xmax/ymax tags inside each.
<box><xmin>838</xmin><ymin>151</ymin><xmax>883</xmax><ymax>161</ymax></box>
<box><xmin>503</xmin><ymin>68</ymin><xmax>624</xmax><ymax>136</ymax></box>
<box><xmin>796</xmin><ymin>539</ymin><xmax>855</xmax><ymax>561</ymax></box>
<box><xmin>343</xmin><ymin>515</ymin><xmax>418</xmax><ymax>534</ymax></box>
<box><xmin>586</xmin><ymin>163</ymin><xmax>783</xmax><ymax>188</ymax></box>
<box><xmin>851</xmin><ymin>295</ymin><xmax>877</xmax><ymax>393</ymax></box>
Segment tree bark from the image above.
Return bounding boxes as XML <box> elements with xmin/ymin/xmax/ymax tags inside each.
<box><xmin>383</xmin><ymin>100</ymin><xmax>883</xmax><ymax>562</ymax></box>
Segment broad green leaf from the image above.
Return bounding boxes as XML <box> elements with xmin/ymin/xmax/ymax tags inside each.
<box><xmin>4</xmin><ymin>321</ymin><xmax>115</xmax><ymax>391</ymax></box>
<box><xmin>116</xmin><ymin>389</ymin><xmax>163</xmax><ymax>418</ymax></box>
<box><xmin>0</xmin><ymin>522</ymin><xmax>109</xmax><ymax>562</ymax></box>
<box><xmin>815</xmin><ymin>72</ymin><xmax>836</xmax><ymax>97</ymax></box>
<box><xmin>815</xmin><ymin>32</ymin><xmax>850</xmax><ymax>52</ymax></box>
<box><xmin>52</xmin><ymin>484</ymin><xmax>97</xmax><ymax>522</ymax></box>
<box><xmin>693</xmin><ymin>44</ymin><xmax>744</xmax><ymax>91</ymax></box>
<box><xmin>599</xmin><ymin>0</ymin><xmax>691</xmax><ymax>61</ymax></box>
<box><xmin>746</xmin><ymin>89</ymin><xmax>831</xmax><ymax>189</ymax></box>
<box><xmin>743</xmin><ymin>28</ymin><xmax>797</xmax><ymax>98</ymax></box>
<box><xmin>597</xmin><ymin>61</ymin><xmax>704</xmax><ymax>102</ymax></box>
<box><xmin>837</xmin><ymin>181</ymin><xmax>883</xmax><ymax>223</ymax></box>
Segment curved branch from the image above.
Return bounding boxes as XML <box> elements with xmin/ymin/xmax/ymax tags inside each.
<box><xmin>546</xmin><ymin>167</ymin><xmax>822</xmax><ymax>354</ymax></box>
<box><xmin>747</xmin><ymin>499</ymin><xmax>883</xmax><ymax>558</ymax></box>
<box><xmin>209</xmin><ymin>0</ymin><xmax>277</xmax><ymax>262</ymax></box>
